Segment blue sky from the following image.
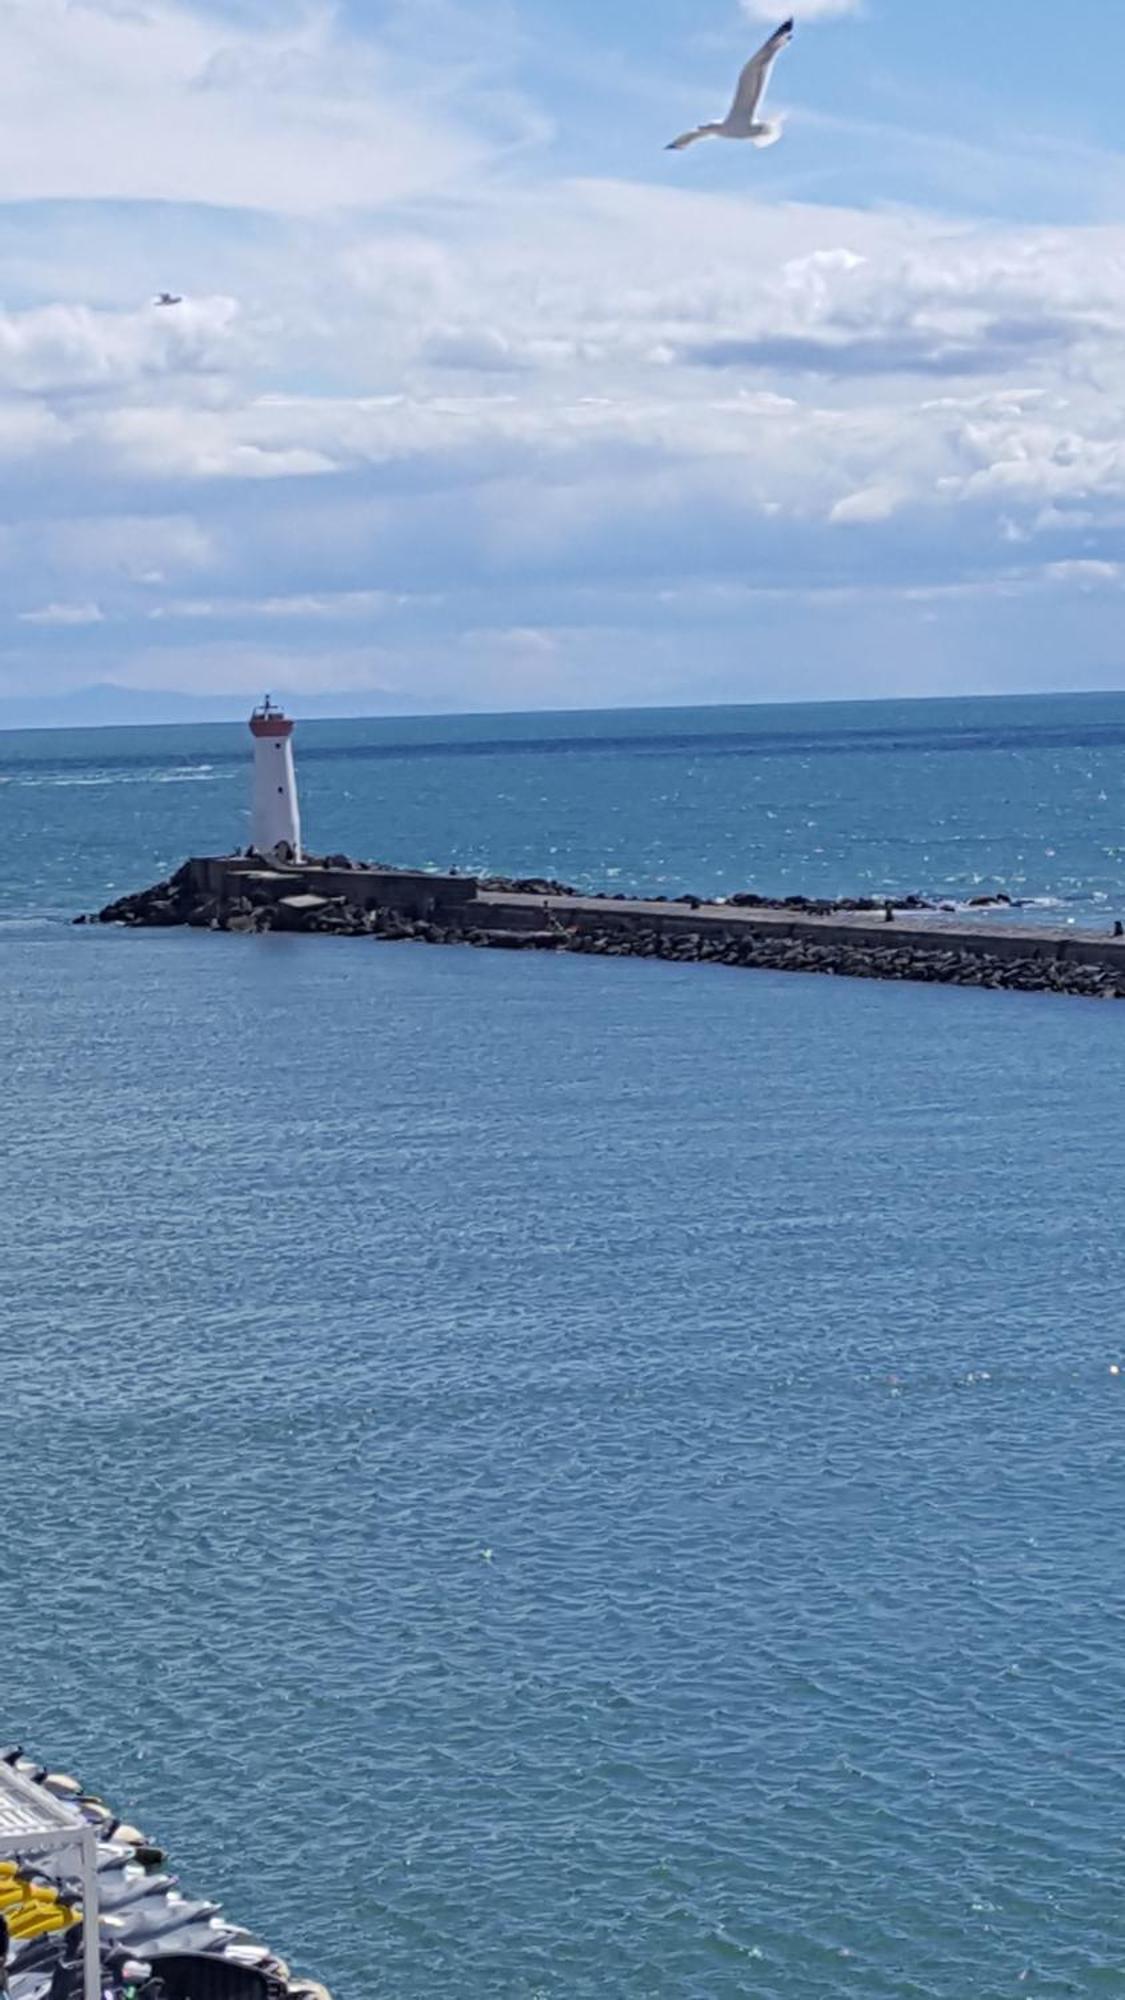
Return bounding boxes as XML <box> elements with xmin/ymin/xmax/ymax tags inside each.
<box><xmin>2</xmin><ymin>0</ymin><xmax>1125</xmax><ymax>722</ymax></box>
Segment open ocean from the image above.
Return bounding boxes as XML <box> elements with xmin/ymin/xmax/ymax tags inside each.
<box><xmin>6</xmin><ymin>692</ymin><xmax>1125</xmax><ymax>1999</ymax></box>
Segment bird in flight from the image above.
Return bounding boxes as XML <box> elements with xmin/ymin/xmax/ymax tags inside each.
<box><xmin>667</xmin><ymin>17</ymin><xmax>794</xmax><ymax>152</ymax></box>
<box><xmin>153</xmin><ymin>292</ymin><xmax>183</xmax><ymax>307</ymax></box>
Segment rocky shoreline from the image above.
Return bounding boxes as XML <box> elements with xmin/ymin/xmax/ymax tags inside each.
<box><xmin>79</xmin><ymin>860</ymin><xmax>1125</xmax><ymax>1002</ymax></box>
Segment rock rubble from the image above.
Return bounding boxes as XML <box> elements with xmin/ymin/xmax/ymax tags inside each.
<box><xmin>80</xmin><ymin>864</ymin><xmax>1125</xmax><ymax>1002</ymax></box>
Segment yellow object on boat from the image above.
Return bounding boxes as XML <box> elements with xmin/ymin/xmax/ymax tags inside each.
<box><xmin>0</xmin><ymin>1871</ymin><xmax>76</xmax><ymax>1939</ymax></box>
<box><xmin>4</xmin><ymin>1904</ymin><xmax>72</xmax><ymax>1939</ymax></box>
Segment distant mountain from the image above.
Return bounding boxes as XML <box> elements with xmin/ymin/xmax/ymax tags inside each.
<box><xmin>0</xmin><ymin>683</ymin><xmax>419</xmax><ymax>731</ymax></box>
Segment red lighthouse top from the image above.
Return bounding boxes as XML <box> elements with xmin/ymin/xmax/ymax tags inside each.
<box><xmin>249</xmin><ymin>695</ymin><xmax>294</xmax><ymax>740</ymax></box>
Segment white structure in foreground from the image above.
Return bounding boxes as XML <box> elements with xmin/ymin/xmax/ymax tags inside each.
<box><xmin>0</xmin><ymin>1761</ymin><xmax>100</xmax><ymax>2000</ymax></box>
<box><xmin>250</xmin><ymin>696</ymin><xmax>302</xmax><ymax>861</ymax></box>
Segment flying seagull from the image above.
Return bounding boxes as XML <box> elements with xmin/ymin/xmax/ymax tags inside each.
<box><xmin>667</xmin><ymin>17</ymin><xmax>794</xmax><ymax>152</ymax></box>
<box><xmin>153</xmin><ymin>292</ymin><xmax>183</xmax><ymax>307</ymax></box>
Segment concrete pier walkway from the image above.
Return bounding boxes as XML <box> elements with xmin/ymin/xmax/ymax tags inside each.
<box><xmin>86</xmin><ymin>858</ymin><xmax>1125</xmax><ymax>1001</ymax></box>
<box><xmin>478</xmin><ymin>889</ymin><xmax>1125</xmax><ymax>971</ymax></box>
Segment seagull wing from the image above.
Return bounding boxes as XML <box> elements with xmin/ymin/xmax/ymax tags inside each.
<box><xmin>726</xmin><ymin>17</ymin><xmax>793</xmax><ymax>131</ymax></box>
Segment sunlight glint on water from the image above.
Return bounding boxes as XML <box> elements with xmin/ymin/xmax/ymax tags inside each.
<box><xmin>4</xmin><ymin>696</ymin><xmax>1125</xmax><ymax>1997</ymax></box>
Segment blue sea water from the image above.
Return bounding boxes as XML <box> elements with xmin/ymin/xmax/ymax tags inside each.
<box><xmin>5</xmin><ymin>694</ymin><xmax>1125</xmax><ymax>1999</ymax></box>
<box><xmin>6</xmin><ymin>690</ymin><xmax>1125</xmax><ymax>924</ymax></box>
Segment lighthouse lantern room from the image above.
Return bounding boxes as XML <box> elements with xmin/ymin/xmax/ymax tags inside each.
<box><xmin>249</xmin><ymin>696</ymin><xmax>302</xmax><ymax>862</ymax></box>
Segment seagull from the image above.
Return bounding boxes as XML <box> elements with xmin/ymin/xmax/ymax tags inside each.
<box><xmin>153</xmin><ymin>292</ymin><xmax>183</xmax><ymax>307</ymax></box>
<box><xmin>667</xmin><ymin>17</ymin><xmax>794</xmax><ymax>152</ymax></box>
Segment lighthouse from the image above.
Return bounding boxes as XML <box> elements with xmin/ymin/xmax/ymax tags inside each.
<box><xmin>249</xmin><ymin>696</ymin><xmax>302</xmax><ymax>862</ymax></box>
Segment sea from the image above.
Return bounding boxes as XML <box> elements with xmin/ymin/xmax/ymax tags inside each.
<box><xmin>5</xmin><ymin>692</ymin><xmax>1125</xmax><ymax>1999</ymax></box>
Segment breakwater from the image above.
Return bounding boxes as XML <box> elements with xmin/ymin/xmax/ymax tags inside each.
<box><xmin>0</xmin><ymin>1747</ymin><xmax>329</xmax><ymax>1999</ymax></box>
<box><xmin>84</xmin><ymin>856</ymin><xmax>1125</xmax><ymax>1001</ymax></box>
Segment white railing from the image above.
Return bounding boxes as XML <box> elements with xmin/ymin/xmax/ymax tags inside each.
<box><xmin>0</xmin><ymin>1762</ymin><xmax>99</xmax><ymax>2000</ymax></box>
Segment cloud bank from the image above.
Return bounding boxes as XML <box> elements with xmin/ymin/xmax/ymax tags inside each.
<box><xmin>0</xmin><ymin>0</ymin><xmax>1122</xmax><ymax>716</ymax></box>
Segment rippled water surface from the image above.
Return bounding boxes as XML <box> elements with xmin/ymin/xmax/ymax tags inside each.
<box><xmin>6</xmin><ymin>701</ymin><xmax>1125</xmax><ymax>1998</ymax></box>
<box><xmin>6</xmin><ymin>691</ymin><xmax>1125</xmax><ymax>922</ymax></box>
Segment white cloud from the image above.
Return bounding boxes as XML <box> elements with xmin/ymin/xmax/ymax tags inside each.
<box><xmin>0</xmin><ymin>298</ymin><xmax>240</xmax><ymax>396</ymax></box>
<box><xmin>741</xmin><ymin>0</ymin><xmax>861</xmax><ymax>18</ymax></box>
<box><xmin>830</xmin><ymin>483</ymin><xmax>908</xmax><ymax>525</ymax></box>
<box><xmin>1</xmin><ymin>184</ymin><xmax>1125</xmax><ymax>618</ymax></box>
<box><xmin>1044</xmin><ymin>559</ymin><xmax>1124</xmax><ymax>587</ymax></box>
<box><xmin>1</xmin><ymin>185</ymin><xmax>1124</xmax><ymax>544</ymax></box>
<box><xmin>19</xmin><ymin>601</ymin><xmax>105</xmax><ymax>626</ymax></box>
<box><xmin>0</xmin><ymin>0</ymin><xmax>492</xmax><ymax>213</ymax></box>
<box><xmin>150</xmin><ymin>590</ymin><xmax>402</xmax><ymax>621</ymax></box>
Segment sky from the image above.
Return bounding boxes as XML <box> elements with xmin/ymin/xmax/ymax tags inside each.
<box><xmin>3</xmin><ymin>0</ymin><xmax>1125</xmax><ymax>722</ymax></box>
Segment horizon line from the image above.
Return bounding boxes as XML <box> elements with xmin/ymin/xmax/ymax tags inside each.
<box><xmin>3</xmin><ymin>684</ymin><xmax>1125</xmax><ymax>737</ymax></box>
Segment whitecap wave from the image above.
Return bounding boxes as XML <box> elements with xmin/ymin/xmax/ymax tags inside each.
<box><xmin>13</xmin><ymin>764</ymin><xmax>219</xmax><ymax>789</ymax></box>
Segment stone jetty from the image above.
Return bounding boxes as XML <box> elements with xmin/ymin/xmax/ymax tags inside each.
<box><xmin>81</xmin><ymin>855</ymin><xmax>1125</xmax><ymax>1002</ymax></box>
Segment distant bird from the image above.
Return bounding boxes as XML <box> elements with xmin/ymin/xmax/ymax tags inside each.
<box><xmin>667</xmin><ymin>17</ymin><xmax>794</xmax><ymax>152</ymax></box>
<box><xmin>153</xmin><ymin>292</ymin><xmax>183</xmax><ymax>307</ymax></box>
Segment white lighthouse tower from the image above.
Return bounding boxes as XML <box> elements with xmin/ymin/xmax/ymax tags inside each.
<box><xmin>249</xmin><ymin>696</ymin><xmax>302</xmax><ymax>862</ymax></box>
